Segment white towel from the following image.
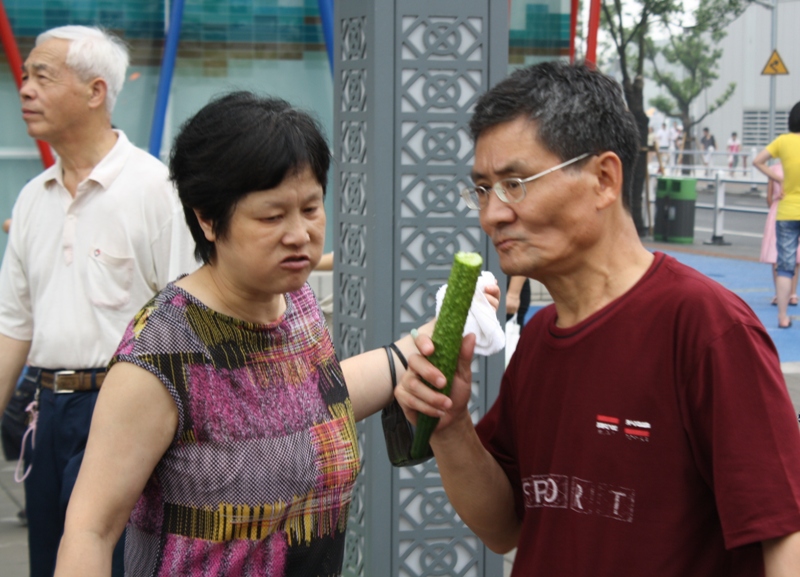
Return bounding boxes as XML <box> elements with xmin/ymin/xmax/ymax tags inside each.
<box><xmin>435</xmin><ymin>271</ymin><xmax>506</xmax><ymax>356</ymax></box>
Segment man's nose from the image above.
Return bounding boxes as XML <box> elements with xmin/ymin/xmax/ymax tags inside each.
<box><xmin>480</xmin><ymin>189</ymin><xmax>516</xmax><ymax>229</ymax></box>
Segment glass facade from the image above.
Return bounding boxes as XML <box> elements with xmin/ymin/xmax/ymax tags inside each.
<box><xmin>0</xmin><ymin>0</ymin><xmax>570</xmax><ymax>258</ymax></box>
<box><xmin>510</xmin><ymin>0</ymin><xmax>570</xmax><ymax>67</ymax></box>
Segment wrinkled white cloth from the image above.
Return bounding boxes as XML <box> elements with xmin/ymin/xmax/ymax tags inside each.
<box><xmin>435</xmin><ymin>271</ymin><xmax>506</xmax><ymax>356</ymax></box>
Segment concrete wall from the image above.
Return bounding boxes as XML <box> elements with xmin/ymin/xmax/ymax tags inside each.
<box><xmin>690</xmin><ymin>0</ymin><xmax>800</xmax><ymax>149</ymax></box>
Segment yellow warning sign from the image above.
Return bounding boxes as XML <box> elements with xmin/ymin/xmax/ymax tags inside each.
<box><xmin>761</xmin><ymin>50</ymin><xmax>789</xmax><ymax>75</ymax></box>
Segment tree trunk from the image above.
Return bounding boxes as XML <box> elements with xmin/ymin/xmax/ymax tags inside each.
<box><xmin>680</xmin><ymin>112</ymin><xmax>694</xmax><ymax>176</ymax></box>
<box><xmin>623</xmin><ymin>76</ymin><xmax>648</xmax><ymax>236</ymax></box>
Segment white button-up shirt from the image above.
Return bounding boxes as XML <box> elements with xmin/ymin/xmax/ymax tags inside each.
<box><xmin>0</xmin><ymin>130</ymin><xmax>198</xmax><ymax>369</ymax></box>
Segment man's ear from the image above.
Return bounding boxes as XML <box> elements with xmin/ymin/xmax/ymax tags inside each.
<box><xmin>87</xmin><ymin>78</ymin><xmax>108</xmax><ymax>111</ymax></box>
<box><xmin>194</xmin><ymin>209</ymin><xmax>216</xmax><ymax>242</ymax></box>
<box><xmin>592</xmin><ymin>151</ymin><xmax>624</xmax><ymax>210</ymax></box>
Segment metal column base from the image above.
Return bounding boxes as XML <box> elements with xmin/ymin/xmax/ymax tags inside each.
<box><xmin>703</xmin><ymin>235</ymin><xmax>731</xmax><ymax>246</ymax></box>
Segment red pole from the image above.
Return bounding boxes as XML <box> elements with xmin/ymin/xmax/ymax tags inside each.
<box><xmin>0</xmin><ymin>0</ymin><xmax>55</xmax><ymax>168</ymax></box>
<box><xmin>585</xmin><ymin>0</ymin><xmax>601</xmax><ymax>68</ymax></box>
<box><xmin>569</xmin><ymin>0</ymin><xmax>579</xmax><ymax>64</ymax></box>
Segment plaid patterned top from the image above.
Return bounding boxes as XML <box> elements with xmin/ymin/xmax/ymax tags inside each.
<box><xmin>111</xmin><ymin>281</ymin><xmax>359</xmax><ymax>577</ymax></box>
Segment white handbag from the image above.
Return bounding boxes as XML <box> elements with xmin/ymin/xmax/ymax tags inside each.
<box><xmin>505</xmin><ymin>318</ymin><xmax>521</xmax><ymax>367</ymax></box>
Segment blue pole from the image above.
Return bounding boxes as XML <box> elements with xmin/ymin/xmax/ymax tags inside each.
<box><xmin>149</xmin><ymin>0</ymin><xmax>185</xmax><ymax>158</ymax></box>
<box><xmin>317</xmin><ymin>0</ymin><xmax>334</xmax><ymax>76</ymax></box>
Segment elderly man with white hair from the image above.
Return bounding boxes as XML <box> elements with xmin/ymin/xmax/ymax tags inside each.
<box><xmin>0</xmin><ymin>26</ymin><xmax>196</xmax><ymax>577</ymax></box>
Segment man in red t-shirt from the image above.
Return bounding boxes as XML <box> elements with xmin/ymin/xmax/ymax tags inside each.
<box><xmin>397</xmin><ymin>62</ymin><xmax>800</xmax><ymax>576</ymax></box>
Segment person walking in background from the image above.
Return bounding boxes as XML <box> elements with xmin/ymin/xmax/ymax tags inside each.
<box><xmin>700</xmin><ymin>127</ymin><xmax>716</xmax><ymax>176</ymax></box>
<box><xmin>672</xmin><ymin>122</ymin><xmax>684</xmax><ymax>170</ymax></box>
<box><xmin>397</xmin><ymin>61</ymin><xmax>800</xmax><ymax>576</ymax></box>
<box><xmin>655</xmin><ymin>122</ymin><xmax>674</xmax><ymax>174</ymax></box>
<box><xmin>0</xmin><ymin>26</ymin><xmax>198</xmax><ymax>577</ymax></box>
<box><xmin>754</xmin><ymin>102</ymin><xmax>800</xmax><ymax>329</ymax></box>
<box><xmin>759</xmin><ymin>162</ymin><xmax>800</xmax><ymax>307</ymax></box>
<box><xmin>655</xmin><ymin>122</ymin><xmax>671</xmax><ymax>152</ymax></box>
<box><xmin>646</xmin><ymin>125</ymin><xmax>656</xmax><ymax>167</ymax></box>
<box><xmin>728</xmin><ymin>131</ymin><xmax>741</xmax><ymax>176</ymax></box>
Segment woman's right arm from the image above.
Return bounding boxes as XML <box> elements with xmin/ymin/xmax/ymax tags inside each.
<box><xmin>342</xmin><ymin>281</ymin><xmax>501</xmax><ymax>421</ymax></box>
<box><xmin>754</xmin><ymin>149</ymin><xmax>783</xmax><ymax>183</ymax></box>
<box><xmin>54</xmin><ymin>362</ymin><xmax>179</xmax><ymax>577</ymax></box>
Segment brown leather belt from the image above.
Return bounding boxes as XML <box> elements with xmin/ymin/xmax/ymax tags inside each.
<box><xmin>39</xmin><ymin>369</ymin><xmax>106</xmax><ymax>394</ymax></box>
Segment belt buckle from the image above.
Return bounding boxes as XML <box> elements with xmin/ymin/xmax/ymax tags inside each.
<box><xmin>53</xmin><ymin>370</ymin><xmax>76</xmax><ymax>394</ymax></box>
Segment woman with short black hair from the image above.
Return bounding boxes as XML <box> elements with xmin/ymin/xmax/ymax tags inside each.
<box><xmin>53</xmin><ymin>92</ymin><xmax>499</xmax><ymax>577</ymax></box>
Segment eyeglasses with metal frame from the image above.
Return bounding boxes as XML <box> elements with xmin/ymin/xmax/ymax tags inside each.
<box><xmin>461</xmin><ymin>152</ymin><xmax>592</xmax><ymax>210</ymax></box>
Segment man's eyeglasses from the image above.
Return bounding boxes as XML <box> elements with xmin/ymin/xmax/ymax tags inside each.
<box><xmin>461</xmin><ymin>152</ymin><xmax>592</xmax><ymax>210</ymax></box>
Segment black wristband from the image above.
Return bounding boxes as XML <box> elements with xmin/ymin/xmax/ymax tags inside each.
<box><xmin>384</xmin><ymin>345</ymin><xmax>398</xmax><ymax>389</ymax></box>
<box><xmin>388</xmin><ymin>342</ymin><xmax>408</xmax><ymax>369</ymax></box>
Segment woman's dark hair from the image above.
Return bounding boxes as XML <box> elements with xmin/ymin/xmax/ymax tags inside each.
<box><xmin>469</xmin><ymin>61</ymin><xmax>639</xmax><ymax>209</ymax></box>
<box><xmin>169</xmin><ymin>91</ymin><xmax>331</xmax><ymax>264</ymax></box>
<box><xmin>789</xmin><ymin>101</ymin><xmax>800</xmax><ymax>133</ymax></box>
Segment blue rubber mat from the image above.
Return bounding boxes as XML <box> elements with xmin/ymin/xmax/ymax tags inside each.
<box><xmin>660</xmin><ymin>250</ymin><xmax>800</xmax><ymax>363</ymax></box>
<box><xmin>523</xmin><ymin>250</ymin><xmax>800</xmax><ymax>363</ymax></box>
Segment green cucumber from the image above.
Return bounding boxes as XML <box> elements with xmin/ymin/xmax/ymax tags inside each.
<box><xmin>410</xmin><ymin>251</ymin><xmax>483</xmax><ymax>459</ymax></box>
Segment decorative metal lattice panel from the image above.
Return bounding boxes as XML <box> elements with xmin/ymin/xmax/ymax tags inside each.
<box><xmin>334</xmin><ymin>2</ymin><xmax>508</xmax><ymax>576</ymax></box>
<box><xmin>336</xmin><ymin>11</ymin><xmax>373</xmax><ymax>577</ymax></box>
<box><xmin>343</xmin><ymin>428</ymin><xmax>367</xmax><ymax>575</ymax></box>
<box><xmin>394</xmin><ymin>6</ymin><xmax>498</xmax><ymax>576</ymax></box>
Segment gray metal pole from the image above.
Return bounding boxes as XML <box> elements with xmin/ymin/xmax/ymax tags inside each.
<box><xmin>768</xmin><ymin>0</ymin><xmax>777</xmax><ymax>143</ymax></box>
<box><xmin>704</xmin><ymin>170</ymin><xmax>731</xmax><ymax>246</ymax></box>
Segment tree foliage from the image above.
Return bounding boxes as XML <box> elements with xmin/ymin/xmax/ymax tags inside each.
<box><xmin>646</xmin><ymin>0</ymin><xmax>750</xmax><ymax>161</ymax></box>
<box><xmin>603</xmin><ymin>0</ymin><xmax>677</xmax><ymax>84</ymax></box>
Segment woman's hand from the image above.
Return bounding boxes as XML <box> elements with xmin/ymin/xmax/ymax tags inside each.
<box><xmin>483</xmin><ymin>279</ymin><xmax>501</xmax><ymax>312</ymax></box>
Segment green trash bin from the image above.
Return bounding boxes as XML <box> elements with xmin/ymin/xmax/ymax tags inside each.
<box><xmin>654</xmin><ymin>178</ymin><xmax>670</xmax><ymax>241</ymax></box>
<box><xmin>665</xmin><ymin>177</ymin><xmax>696</xmax><ymax>244</ymax></box>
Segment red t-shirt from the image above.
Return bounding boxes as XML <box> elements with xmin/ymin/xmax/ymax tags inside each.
<box><xmin>477</xmin><ymin>252</ymin><xmax>800</xmax><ymax>576</ymax></box>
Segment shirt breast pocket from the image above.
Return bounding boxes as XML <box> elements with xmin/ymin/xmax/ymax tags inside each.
<box><xmin>86</xmin><ymin>247</ymin><xmax>134</xmax><ymax>309</ymax></box>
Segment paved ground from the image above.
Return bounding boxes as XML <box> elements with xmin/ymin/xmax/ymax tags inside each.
<box><xmin>0</xmin><ymin>462</ymin><xmax>27</xmax><ymax>577</ymax></box>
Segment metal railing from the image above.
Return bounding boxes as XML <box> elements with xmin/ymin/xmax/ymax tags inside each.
<box><xmin>0</xmin><ymin>147</ymin><xmax>41</xmax><ymax>160</ymax></box>
<box><xmin>651</xmin><ymin>147</ymin><xmax>762</xmax><ymax>181</ymax></box>
<box><xmin>647</xmin><ymin>167</ymin><xmax>769</xmax><ymax>245</ymax></box>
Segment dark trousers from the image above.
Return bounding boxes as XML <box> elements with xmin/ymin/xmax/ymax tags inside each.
<box><xmin>23</xmin><ymin>370</ymin><xmax>124</xmax><ymax>577</ymax></box>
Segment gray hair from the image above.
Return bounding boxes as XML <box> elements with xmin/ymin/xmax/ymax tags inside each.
<box><xmin>469</xmin><ymin>61</ymin><xmax>639</xmax><ymax>207</ymax></box>
<box><xmin>36</xmin><ymin>26</ymin><xmax>129</xmax><ymax>113</ymax></box>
